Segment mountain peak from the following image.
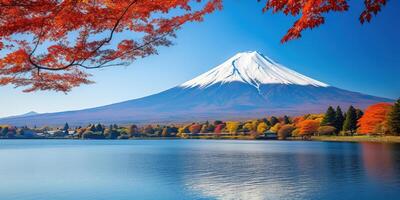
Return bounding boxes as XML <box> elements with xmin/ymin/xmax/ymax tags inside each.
<box><xmin>180</xmin><ymin>51</ymin><xmax>329</xmax><ymax>89</ymax></box>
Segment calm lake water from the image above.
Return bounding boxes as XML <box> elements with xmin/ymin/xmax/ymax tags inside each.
<box><xmin>0</xmin><ymin>140</ymin><xmax>399</xmax><ymax>200</ymax></box>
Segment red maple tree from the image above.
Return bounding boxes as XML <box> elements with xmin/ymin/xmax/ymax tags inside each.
<box><xmin>0</xmin><ymin>0</ymin><xmax>387</xmax><ymax>92</ymax></box>
<box><xmin>358</xmin><ymin>102</ymin><xmax>392</xmax><ymax>134</ymax></box>
<box><xmin>298</xmin><ymin>119</ymin><xmax>320</xmax><ymax>136</ymax></box>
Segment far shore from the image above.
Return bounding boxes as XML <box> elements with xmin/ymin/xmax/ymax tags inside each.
<box><xmin>1</xmin><ymin>135</ymin><xmax>400</xmax><ymax>144</ymax></box>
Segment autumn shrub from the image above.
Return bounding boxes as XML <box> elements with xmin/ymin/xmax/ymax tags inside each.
<box><xmin>298</xmin><ymin>120</ymin><xmax>320</xmax><ymax>136</ymax></box>
<box><xmin>277</xmin><ymin>125</ymin><xmax>295</xmax><ymax>140</ymax></box>
<box><xmin>317</xmin><ymin>126</ymin><xmax>337</xmax><ymax>136</ymax></box>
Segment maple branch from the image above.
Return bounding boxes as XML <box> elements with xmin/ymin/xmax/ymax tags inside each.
<box><xmin>27</xmin><ymin>0</ymin><xmax>139</xmax><ymax>71</ymax></box>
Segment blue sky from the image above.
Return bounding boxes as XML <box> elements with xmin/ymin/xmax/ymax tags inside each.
<box><xmin>0</xmin><ymin>0</ymin><xmax>399</xmax><ymax>118</ymax></box>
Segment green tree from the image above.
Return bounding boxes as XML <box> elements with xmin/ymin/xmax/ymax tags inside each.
<box><xmin>213</xmin><ymin>120</ymin><xmax>223</xmax><ymax>126</ymax></box>
<box><xmin>356</xmin><ymin>109</ymin><xmax>364</xmax><ymax>120</ymax></box>
<box><xmin>128</xmin><ymin>124</ymin><xmax>138</xmax><ymax>137</ymax></box>
<box><xmin>63</xmin><ymin>122</ymin><xmax>69</xmax><ymax>134</ymax></box>
<box><xmin>388</xmin><ymin>98</ymin><xmax>400</xmax><ymax>135</ymax></box>
<box><xmin>104</xmin><ymin>126</ymin><xmax>119</xmax><ymax>139</ymax></box>
<box><xmin>283</xmin><ymin>115</ymin><xmax>290</xmax><ymax>125</ymax></box>
<box><xmin>95</xmin><ymin>124</ymin><xmax>104</xmax><ymax>133</ymax></box>
<box><xmin>334</xmin><ymin>106</ymin><xmax>345</xmax><ymax>133</ymax></box>
<box><xmin>1</xmin><ymin>127</ymin><xmax>9</xmax><ymax>136</ymax></box>
<box><xmin>343</xmin><ymin>106</ymin><xmax>358</xmax><ymax>135</ymax></box>
<box><xmin>270</xmin><ymin>116</ymin><xmax>279</xmax><ymax>126</ymax></box>
<box><xmin>89</xmin><ymin>124</ymin><xmax>96</xmax><ymax>132</ymax></box>
<box><xmin>63</xmin><ymin>123</ymin><xmax>69</xmax><ymax>131</ymax></box>
<box><xmin>321</xmin><ymin>106</ymin><xmax>336</xmax><ymax>126</ymax></box>
<box><xmin>262</xmin><ymin>118</ymin><xmax>271</xmax><ymax>126</ymax></box>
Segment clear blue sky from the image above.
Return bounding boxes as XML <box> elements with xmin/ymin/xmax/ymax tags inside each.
<box><xmin>0</xmin><ymin>0</ymin><xmax>399</xmax><ymax>118</ymax></box>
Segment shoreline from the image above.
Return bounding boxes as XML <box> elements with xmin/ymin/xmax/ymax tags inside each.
<box><xmin>1</xmin><ymin>135</ymin><xmax>400</xmax><ymax>143</ymax></box>
<box><xmin>310</xmin><ymin>136</ymin><xmax>400</xmax><ymax>143</ymax></box>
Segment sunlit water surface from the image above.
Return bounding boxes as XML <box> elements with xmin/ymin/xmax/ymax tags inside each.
<box><xmin>0</xmin><ymin>140</ymin><xmax>399</xmax><ymax>200</ymax></box>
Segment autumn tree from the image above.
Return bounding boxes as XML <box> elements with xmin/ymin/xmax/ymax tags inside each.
<box><xmin>388</xmin><ymin>98</ymin><xmax>400</xmax><ymax>135</ymax></box>
<box><xmin>189</xmin><ymin>124</ymin><xmax>202</xmax><ymax>134</ymax></box>
<box><xmin>214</xmin><ymin>123</ymin><xmax>225</xmax><ymax>134</ymax></box>
<box><xmin>298</xmin><ymin>119</ymin><xmax>320</xmax><ymax>138</ymax></box>
<box><xmin>161</xmin><ymin>127</ymin><xmax>169</xmax><ymax>137</ymax></box>
<box><xmin>226</xmin><ymin>121</ymin><xmax>240</xmax><ymax>134</ymax></box>
<box><xmin>357</xmin><ymin>103</ymin><xmax>392</xmax><ymax>135</ymax></box>
<box><xmin>243</xmin><ymin>120</ymin><xmax>259</xmax><ymax>133</ymax></box>
<box><xmin>257</xmin><ymin>122</ymin><xmax>269</xmax><ymax>134</ymax></box>
<box><xmin>178</xmin><ymin>125</ymin><xmax>190</xmax><ymax>134</ymax></box>
<box><xmin>200</xmin><ymin>124</ymin><xmax>208</xmax><ymax>133</ymax></box>
<box><xmin>269</xmin><ymin>123</ymin><xmax>281</xmax><ymax>133</ymax></box>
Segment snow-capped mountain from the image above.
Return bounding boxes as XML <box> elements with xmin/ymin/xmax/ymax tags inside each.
<box><xmin>181</xmin><ymin>51</ymin><xmax>328</xmax><ymax>89</ymax></box>
<box><xmin>0</xmin><ymin>51</ymin><xmax>393</xmax><ymax>126</ymax></box>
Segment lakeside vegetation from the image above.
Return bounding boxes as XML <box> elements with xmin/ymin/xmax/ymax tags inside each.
<box><xmin>1</xmin><ymin>99</ymin><xmax>399</xmax><ymax>142</ymax></box>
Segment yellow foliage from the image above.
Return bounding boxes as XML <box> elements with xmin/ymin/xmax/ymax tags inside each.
<box><xmin>226</xmin><ymin>121</ymin><xmax>240</xmax><ymax>134</ymax></box>
<box><xmin>304</xmin><ymin>114</ymin><xmax>324</xmax><ymax>122</ymax></box>
<box><xmin>244</xmin><ymin>120</ymin><xmax>259</xmax><ymax>132</ymax></box>
<box><xmin>257</xmin><ymin>122</ymin><xmax>268</xmax><ymax>134</ymax></box>
<box><xmin>270</xmin><ymin>123</ymin><xmax>281</xmax><ymax>133</ymax></box>
<box><xmin>292</xmin><ymin>128</ymin><xmax>300</xmax><ymax>137</ymax></box>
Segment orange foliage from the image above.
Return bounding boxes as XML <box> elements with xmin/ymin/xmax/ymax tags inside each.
<box><xmin>357</xmin><ymin>103</ymin><xmax>392</xmax><ymax>134</ymax></box>
<box><xmin>261</xmin><ymin>0</ymin><xmax>387</xmax><ymax>42</ymax></box>
<box><xmin>0</xmin><ymin>0</ymin><xmax>222</xmax><ymax>92</ymax></box>
<box><xmin>189</xmin><ymin>124</ymin><xmax>202</xmax><ymax>134</ymax></box>
<box><xmin>298</xmin><ymin>119</ymin><xmax>320</xmax><ymax>136</ymax></box>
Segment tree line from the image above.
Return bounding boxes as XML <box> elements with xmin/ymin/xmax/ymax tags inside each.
<box><xmin>1</xmin><ymin>99</ymin><xmax>399</xmax><ymax>140</ymax></box>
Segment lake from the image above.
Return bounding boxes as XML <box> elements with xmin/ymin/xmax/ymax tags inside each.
<box><xmin>0</xmin><ymin>140</ymin><xmax>399</xmax><ymax>200</ymax></box>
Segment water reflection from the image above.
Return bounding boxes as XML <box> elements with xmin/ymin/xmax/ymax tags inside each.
<box><xmin>180</xmin><ymin>141</ymin><xmax>400</xmax><ymax>200</ymax></box>
<box><xmin>0</xmin><ymin>140</ymin><xmax>399</xmax><ymax>200</ymax></box>
<box><xmin>361</xmin><ymin>143</ymin><xmax>400</xmax><ymax>183</ymax></box>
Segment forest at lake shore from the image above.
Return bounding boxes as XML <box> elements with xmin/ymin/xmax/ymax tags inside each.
<box><xmin>1</xmin><ymin>99</ymin><xmax>399</xmax><ymax>141</ymax></box>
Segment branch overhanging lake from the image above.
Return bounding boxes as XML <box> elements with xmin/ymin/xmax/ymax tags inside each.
<box><xmin>0</xmin><ymin>0</ymin><xmax>387</xmax><ymax>92</ymax></box>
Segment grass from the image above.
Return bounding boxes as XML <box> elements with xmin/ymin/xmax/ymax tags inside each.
<box><xmin>311</xmin><ymin>135</ymin><xmax>400</xmax><ymax>143</ymax></box>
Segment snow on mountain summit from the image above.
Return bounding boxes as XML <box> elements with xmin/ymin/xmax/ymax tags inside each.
<box><xmin>180</xmin><ymin>51</ymin><xmax>329</xmax><ymax>89</ymax></box>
